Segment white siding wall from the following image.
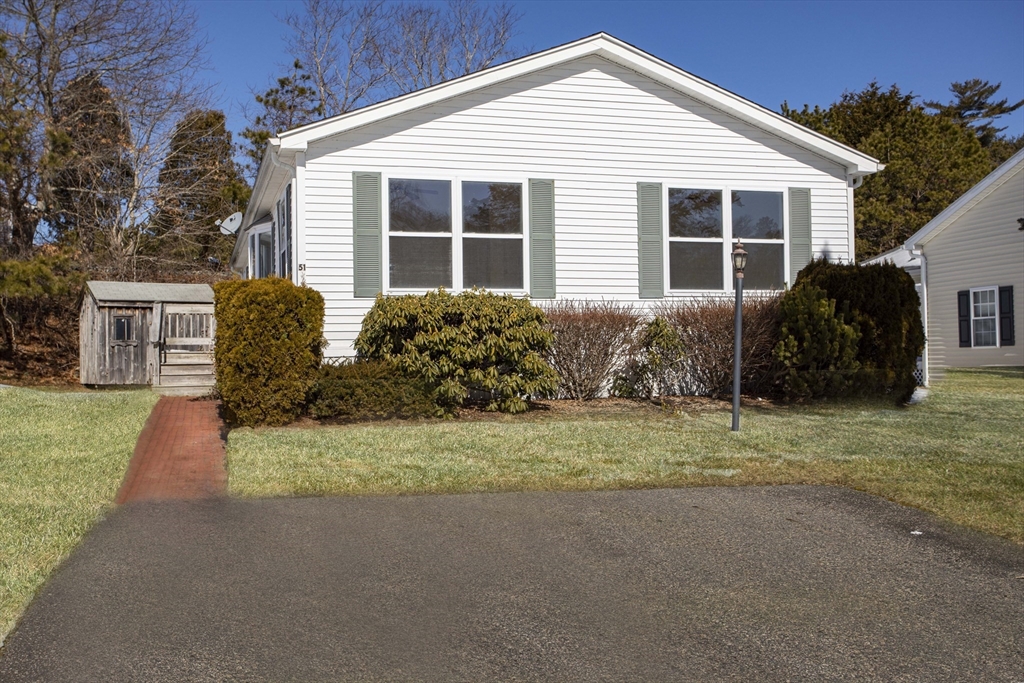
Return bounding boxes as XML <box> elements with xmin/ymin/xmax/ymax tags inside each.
<box><xmin>923</xmin><ymin>164</ymin><xmax>1024</xmax><ymax>377</ymax></box>
<box><xmin>301</xmin><ymin>56</ymin><xmax>852</xmax><ymax>356</ymax></box>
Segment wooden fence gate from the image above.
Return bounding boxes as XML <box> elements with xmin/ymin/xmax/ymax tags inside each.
<box><xmin>153</xmin><ymin>303</ymin><xmax>216</xmax><ymax>395</ymax></box>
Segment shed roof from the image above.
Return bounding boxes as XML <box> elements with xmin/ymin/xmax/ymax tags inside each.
<box><xmin>86</xmin><ymin>281</ymin><xmax>214</xmax><ymax>304</ymax></box>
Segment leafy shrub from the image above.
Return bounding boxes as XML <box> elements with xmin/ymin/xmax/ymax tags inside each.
<box><xmin>543</xmin><ymin>300</ymin><xmax>641</xmax><ymax>399</ymax></box>
<box><xmin>214</xmin><ymin>278</ymin><xmax>325</xmax><ymax>426</ymax></box>
<box><xmin>655</xmin><ymin>296</ymin><xmax>782</xmax><ymax>398</ymax></box>
<box><xmin>613</xmin><ymin>316</ymin><xmax>686</xmax><ymax>399</ymax></box>
<box><xmin>774</xmin><ymin>285</ymin><xmax>861</xmax><ymax>400</ymax></box>
<box><xmin>308</xmin><ymin>359</ymin><xmax>434</xmax><ymax>420</ymax></box>
<box><xmin>796</xmin><ymin>259</ymin><xmax>924</xmax><ymax>402</ymax></box>
<box><xmin>355</xmin><ymin>289</ymin><xmax>559</xmax><ymax>414</ymax></box>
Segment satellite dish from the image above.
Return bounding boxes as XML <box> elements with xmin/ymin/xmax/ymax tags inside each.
<box><xmin>217</xmin><ymin>212</ymin><xmax>243</xmax><ymax>235</ymax></box>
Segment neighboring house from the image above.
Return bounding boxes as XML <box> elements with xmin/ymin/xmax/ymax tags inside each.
<box><xmin>896</xmin><ymin>148</ymin><xmax>1023</xmax><ymax>384</ymax></box>
<box><xmin>230</xmin><ymin>33</ymin><xmax>882</xmax><ymax>358</ymax></box>
<box><xmin>79</xmin><ymin>281</ymin><xmax>216</xmax><ymax>395</ymax></box>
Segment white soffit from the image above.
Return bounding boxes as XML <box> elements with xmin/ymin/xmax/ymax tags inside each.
<box><xmin>276</xmin><ymin>33</ymin><xmax>882</xmax><ymax>176</ymax></box>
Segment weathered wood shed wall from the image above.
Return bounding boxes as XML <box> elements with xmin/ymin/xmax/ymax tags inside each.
<box><xmin>79</xmin><ymin>281</ymin><xmax>215</xmax><ymax>387</ymax></box>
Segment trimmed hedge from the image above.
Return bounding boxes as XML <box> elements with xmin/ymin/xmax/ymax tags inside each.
<box><xmin>355</xmin><ymin>289</ymin><xmax>559</xmax><ymax>414</ymax></box>
<box><xmin>214</xmin><ymin>278</ymin><xmax>325</xmax><ymax>426</ymax></box>
<box><xmin>308</xmin><ymin>359</ymin><xmax>434</xmax><ymax>420</ymax></box>
<box><xmin>796</xmin><ymin>259</ymin><xmax>924</xmax><ymax>402</ymax></box>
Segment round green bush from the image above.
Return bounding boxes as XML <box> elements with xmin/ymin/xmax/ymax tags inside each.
<box><xmin>355</xmin><ymin>289</ymin><xmax>559</xmax><ymax>414</ymax></box>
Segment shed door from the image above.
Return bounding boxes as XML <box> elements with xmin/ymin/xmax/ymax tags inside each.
<box><xmin>103</xmin><ymin>307</ymin><xmax>149</xmax><ymax>384</ymax></box>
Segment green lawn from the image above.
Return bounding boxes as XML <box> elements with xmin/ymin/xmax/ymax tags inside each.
<box><xmin>229</xmin><ymin>368</ymin><xmax>1024</xmax><ymax>543</ymax></box>
<box><xmin>0</xmin><ymin>387</ymin><xmax>158</xmax><ymax>643</ymax></box>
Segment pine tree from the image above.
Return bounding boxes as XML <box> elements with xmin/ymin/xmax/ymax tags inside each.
<box><xmin>239</xmin><ymin>61</ymin><xmax>324</xmax><ymax>181</ymax></box>
<box><xmin>925</xmin><ymin>79</ymin><xmax>1024</xmax><ymax>149</ymax></box>
<box><xmin>0</xmin><ymin>41</ymin><xmax>38</xmax><ymax>257</ymax></box>
<box><xmin>153</xmin><ymin>109</ymin><xmax>250</xmax><ymax>267</ymax></box>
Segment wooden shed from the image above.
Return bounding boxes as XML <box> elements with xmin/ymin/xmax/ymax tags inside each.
<box><xmin>79</xmin><ymin>281</ymin><xmax>216</xmax><ymax>395</ymax></box>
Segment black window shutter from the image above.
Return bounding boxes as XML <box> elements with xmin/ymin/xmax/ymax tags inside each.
<box><xmin>999</xmin><ymin>286</ymin><xmax>1015</xmax><ymax>346</ymax></box>
<box><xmin>958</xmin><ymin>290</ymin><xmax>971</xmax><ymax>347</ymax></box>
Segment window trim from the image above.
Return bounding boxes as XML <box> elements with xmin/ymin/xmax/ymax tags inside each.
<box><xmin>249</xmin><ymin>224</ymin><xmax>273</xmax><ymax>279</ymax></box>
<box><xmin>969</xmin><ymin>285</ymin><xmax>1000</xmax><ymax>348</ymax></box>
<box><xmin>382</xmin><ymin>172</ymin><xmax>531</xmax><ymax>295</ymax></box>
<box><xmin>662</xmin><ymin>182</ymin><xmax>790</xmax><ymax>294</ymax></box>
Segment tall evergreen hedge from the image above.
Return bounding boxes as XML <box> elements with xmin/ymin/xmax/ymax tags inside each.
<box><xmin>213</xmin><ymin>278</ymin><xmax>325</xmax><ymax>426</ymax></box>
<box><xmin>795</xmin><ymin>259</ymin><xmax>924</xmax><ymax>402</ymax></box>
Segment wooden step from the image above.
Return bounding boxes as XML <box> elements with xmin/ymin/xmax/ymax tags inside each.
<box><xmin>159</xmin><ymin>363</ymin><xmax>214</xmax><ymax>377</ymax></box>
<box><xmin>154</xmin><ymin>385</ymin><xmax>216</xmax><ymax>397</ymax></box>
<box><xmin>163</xmin><ymin>352</ymin><xmax>214</xmax><ymax>365</ymax></box>
<box><xmin>158</xmin><ymin>374</ymin><xmax>216</xmax><ymax>387</ymax></box>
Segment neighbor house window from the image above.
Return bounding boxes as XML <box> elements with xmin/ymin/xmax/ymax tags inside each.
<box><xmin>462</xmin><ymin>181</ymin><xmax>523</xmax><ymax>289</ymax></box>
<box><xmin>258</xmin><ymin>231</ymin><xmax>273</xmax><ymax>278</ymax></box>
<box><xmin>971</xmin><ymin>287</ymin><xmax>998</xmax><ymax>347</ymax></box>
<box><xmin>385</xmin><ymin>177</ymin><xmax>527</xmax><ymax>292</ymax></box>
<box><xmin>113</xmin><ymin>316</ymin><xmax>133</xmax><ymax>342</ymax></box>
<box><xmin>668</xmin><ymin>188</ymin><xmax>723</xmax><ymax>290</ymax></box>
<box><xmin>732</xmin><ymin>190</ymin><xmax>784</xmax><ymax>290</ymax></box>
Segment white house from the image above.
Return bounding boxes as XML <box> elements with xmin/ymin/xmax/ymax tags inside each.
<box><xmin>230</xmin><ymin>33</ymin><xmax>883</xmax><ymax>358</ymax></box>
<box><xmin>896</xmin><ymin>148</ymin><xmax>1023</xmax><ymax>384</ymax></box>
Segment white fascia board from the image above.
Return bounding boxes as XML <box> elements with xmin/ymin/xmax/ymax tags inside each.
<box><xmin>276</xmin><ymin>33</ymin><xmax>881</xmax><ymax>176</ymax></box>
<box><xmin>905</xmin><ymin>147</ymin><xmax>1024</xmax><ymax>250</ymax></box>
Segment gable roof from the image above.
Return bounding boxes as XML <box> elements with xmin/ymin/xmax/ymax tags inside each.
<box><xmin>905</xmin><ymin>147</ymin><xmax>1024</xmax><ymax>250</ymax></box>
<box><xmin>86</xmin><ymin>281</ymin><xmax>213</xmax><ymax>305</ymax></box>
<box><xmin>273</xmin><ymin>33</ymin><xmax>882</xmax><ymax>176</ymax></box>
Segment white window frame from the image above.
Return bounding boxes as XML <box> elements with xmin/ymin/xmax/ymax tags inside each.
<box><xmin>382</xmin><ymin>172</ymin><xmax>531</xmax><ymax>295</ymax></box>
<box><xmin>662</xmin><ymin>182</ymin><xmax>789</xmax><ymax>294</ymax></box>
<box><xmin>969</xmin><ymin>286</ymin><xmax>1000</xmax><ymax>348</ymax></box>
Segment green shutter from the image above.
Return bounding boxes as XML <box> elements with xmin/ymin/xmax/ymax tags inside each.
<box><xmin>353</xmin><ymin>171</ymin><xmax>382</xmax><ymax>298</ymax></box>
<box><xmin>788</xmin><ymin>187</ymin><xmax>811</xmax><ymax>286</ymax></box>
<box><xmin>529</xmin><ymin>178</ymin><xmax>556</xmax><ymax>299</ymax></box>
<box><xmin>637</xmin><ymin>182</ymin><xmax>663</xmax><ymax>299</ymax></box>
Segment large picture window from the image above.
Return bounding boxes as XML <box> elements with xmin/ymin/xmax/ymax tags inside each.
<box><xmin>386</xmin><ymin>177</ymin><xmax>526</xmax><ymax>292</ymax></box>
<box><xmin>731</xmin><ymin>190</ymin><xmax>784</xmax><ymax>290</ymax></box>
<box><xmin>668</xmin><ymin>188</ymin><xmax>723</xmax><ymax>290</ymax></box>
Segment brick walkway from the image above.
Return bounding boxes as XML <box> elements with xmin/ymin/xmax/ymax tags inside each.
<box><xmin>115</xmin><ymin>397</ymin><xmax>227</xmax><ymax>504</ymax></box>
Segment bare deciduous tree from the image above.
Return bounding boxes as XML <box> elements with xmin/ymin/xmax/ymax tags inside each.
<box><xmin>0</xmin><ymin>0</ymin><xmax>212</xmax><ymax>278</ymax></box>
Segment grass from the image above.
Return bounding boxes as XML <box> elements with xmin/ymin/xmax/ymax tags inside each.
<box><xmin>229</xmin><ymin>368</ymin><xmax>1024</xmax><ymax>543</ymax></box>
<box><xmin>0</xmin><ymin>387</ymin><xmax>158</xmax><ymax>643</ymax></box>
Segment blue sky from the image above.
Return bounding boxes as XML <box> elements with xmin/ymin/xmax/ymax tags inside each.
<box><xmin>193</xmin><ymin>0</ymin><xmax>1024</xmax><ymax>141</ymax></box>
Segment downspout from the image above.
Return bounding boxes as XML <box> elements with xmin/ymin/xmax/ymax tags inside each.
<box><xmin>912</xmin><ymin>248</ymin><xmax>929</xmax><ymax>386</ymax></box>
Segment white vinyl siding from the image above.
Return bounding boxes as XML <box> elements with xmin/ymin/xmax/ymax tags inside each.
<box><xmin>923</xmin><ymin>162</ymin><xmax>1024</xmax><ymax>377</ymax></box>
<box><xmin>300</xmin><ymin>55</ymin><xmax>853</xmax><ymax>356</ymax></box>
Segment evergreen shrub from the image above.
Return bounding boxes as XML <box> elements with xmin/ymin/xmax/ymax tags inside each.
<box><xmin>796</xmin><ymin>259</ymin><xmax>924</xmax><ymax>402</ymax></box>
<box><xmin>308</xmin><ymin>359</ymin><xmax>434</xmax><ymax>420</ymax></box>
<box><xmin>214</xmin><ymin>278</ymin><xmax>325</xmax><ymax>426</ymax></box>
<box><xmin>774</xmin><ymin>285</ymin><xmax>861</xmax><ymax>400</ymax></box>
<box><xmin>355</xmin><ymin>289</ymin><xmax>559</xmax><ymax>414</ymax></box>
<box><xmin>613</xmin><ymin>316</ymin><xmax>686</xmax><ymax>400</ymax></box>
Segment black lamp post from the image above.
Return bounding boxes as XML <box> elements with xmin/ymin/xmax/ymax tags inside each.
<box><xmin>731</xmin><ymin>241</ymin><xmax>748</xmax><ymax>432</ymax></box>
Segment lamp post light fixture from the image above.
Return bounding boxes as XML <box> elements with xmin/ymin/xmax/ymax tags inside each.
<box><xmin>731</xmin><ymin>240</ymin><xmax>748</xmax><ymax>432</ymax></box>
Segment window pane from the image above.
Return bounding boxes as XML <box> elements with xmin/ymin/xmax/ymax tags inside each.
<box><xmin>974</xmin><ymin>318</ymin><xmax>997</xmax><ymax>347</ymax></box>
<box><xmin>669</xmin><ymin>241</ymin><xmax>723</xmax><ymax>290</ymax></box>
<box><xmin>742</xmin><ymin>242</ymin><xmax>785</xmax><ymax>290</ymax></box>
<box><xmin>732</xmin><ymin>190</ymin><xmax>783</xmax><ymax>239</ymax></box>
<box><xmin>973</xmin><ymin>289</ymin><xmax>996</xmax><ymax>318</ymax></box>
<box><xmin>389</xmin><ymin>179</ymin><xmax>451</xmax><ymax>233</ymax></box>
<box><xmin>390</xmin><ymin>236</ymin><xmax>451</xmax><ymax>288</ymax></box>
<box><xmin>114</xmin><ymin>317</ymin><xmax>132</xmax><ymax>341</ymax></box>
<box><xmin>258</xmin><ymin>233</ymin><xmax>272</xmax><ymax>278</ymax></box>
<box><xmin>463</xmin><ymin>238</ymin><xmax>523</xmax><ymax>289</ymax></box>
<box><xmin>463</xmin><ymin>182</ymin><xmax>522</xmax><ymax>234</ymax></box>
<box><xmin>669</xmin><ymin>188</ymin><xmax>722</xmax><ymax>238</ymax></box>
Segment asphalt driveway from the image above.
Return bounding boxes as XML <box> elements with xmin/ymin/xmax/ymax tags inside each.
<box><xmin>1</xmin><ymin>486</ymin><xmax>1022</xmax><ymax>682</ymax></box>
